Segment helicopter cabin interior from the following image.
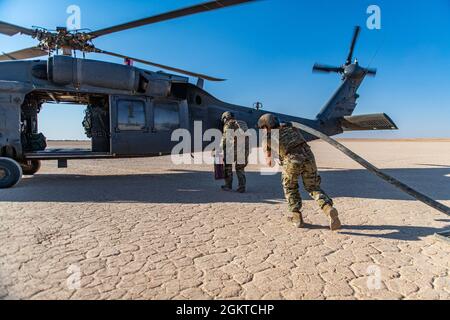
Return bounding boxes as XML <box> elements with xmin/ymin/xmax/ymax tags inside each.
<box><xmin>21</xmin><ymin>89</ymin><xmax>190</xmax><ymax>161</ymax></box>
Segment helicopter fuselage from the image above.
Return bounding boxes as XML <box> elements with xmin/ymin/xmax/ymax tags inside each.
<box><xmin>0</xmin><ymin>56</ymin><xmax>339</xmax><ymax>162</ymax></box>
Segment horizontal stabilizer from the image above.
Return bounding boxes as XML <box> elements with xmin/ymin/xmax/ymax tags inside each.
<box><xmin>341</xmin><ymin>113</ymin><xmax>398</xmax><ymax>131</ymax></box>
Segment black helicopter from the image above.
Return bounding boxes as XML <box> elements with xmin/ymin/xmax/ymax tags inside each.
<box><xmin>0</xmin><ymin>0</ymin><xmax>397</xmax><ymax>188</ymax></box>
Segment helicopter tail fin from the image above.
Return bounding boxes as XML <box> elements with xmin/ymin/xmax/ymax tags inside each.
<box><xmin>316</xmin><ymin>78</ymin><xmax>364</xmax><ymax>121</ymax></box>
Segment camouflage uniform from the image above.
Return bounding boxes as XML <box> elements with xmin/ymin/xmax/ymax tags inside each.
<box><xmin>222</xmin><ymin>119</ymin><xmax>249</xmax><ymax>190</ymax></box>
<box><xmin>267</xmin><ymin>126</ymin><xmax>333</xmax><ymax>213</ymax></box>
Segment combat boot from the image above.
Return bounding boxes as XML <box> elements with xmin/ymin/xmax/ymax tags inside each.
<box><xmin>221</xmin><ymin>185</ymin><xmax>233</xmax><ymax>192</ymax></box>
<box><xmin>323</xmin><ymin>205</ymin><xmax>342</xmax><ymax>231</ymax></box>
<box><xmin>237</xmin><ymin>186</ymin><xmax>246</xmax><ymax>194</ymax></box>
<box><xmin>287</xmin><ymin>211</ymin><xmax>305</xmax><ymax>228</ymax></box>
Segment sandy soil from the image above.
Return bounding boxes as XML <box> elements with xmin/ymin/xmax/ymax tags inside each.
<box><xmin>0</xmin><ymin>140</ymin><xmax>449</xmax><ymax>300</ymax></box>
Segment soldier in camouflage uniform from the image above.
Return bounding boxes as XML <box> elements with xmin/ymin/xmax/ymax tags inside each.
<box><xmin>258</xmin><ymin>114</ymin><xmax>341</xmax><ymax>231</ymax></box>
<box><xmin>221</xmin><ymin>112</ymin><xmax>249</xmax><ymax>193</ymax></box>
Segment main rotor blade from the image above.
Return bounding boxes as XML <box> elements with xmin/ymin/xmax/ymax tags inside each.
<box><xmin>89</xmin><ymin>0</ymin><xmax>256</xmax><ymax>38</ymax></box>
<box><xmin>0</xmin><ymin>21</ymin><xmax>35</xmax><ymax>36</ymax></box>
<box><xmin>95</xmin><ymin>48</ymin><xmax>225</xmax><ymax>82</ymax></box>
<box><xmin>313</xmin><ymin>63</ymin><xmax>344</xmax><ymax>74</ymax></box>
<box><xmin>0</xmin><ymin>46</ymin><xmax>47</xmax><ymax>61</ymax></box>
<box><xmin>346</xmin><ymin>26</ymin><xmax>361</xmax><ymax>65</ymax></box>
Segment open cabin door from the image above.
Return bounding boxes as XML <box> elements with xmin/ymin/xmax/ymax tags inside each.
<box><xmin>110</xmin><ymin>95</ymin><xmax>189</xmax><ymax>156</ymax></box>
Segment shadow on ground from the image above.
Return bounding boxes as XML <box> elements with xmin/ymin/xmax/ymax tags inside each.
<box><xmin>339</xmin><ymin>224</ymin><xmax>450</xmax><ymax>241</ymax></box>
<box><xmin>0</xmin><ymin>167</ymin><xmax>449</xmax><ymax>204</ymax></box>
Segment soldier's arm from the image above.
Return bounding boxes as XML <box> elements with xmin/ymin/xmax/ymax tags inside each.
<box><xmin>221</xmin><ymin>122</ymin><xmax>232</xmax><ymax>150</ymax></box>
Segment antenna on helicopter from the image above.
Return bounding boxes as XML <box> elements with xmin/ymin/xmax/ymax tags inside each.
<box><xmin>253</xmin><ymin>102</ymin><xmax>263</xmax><ymax>111</ymax></box>
<box><xmin>312</xmin><ymin>26</ymin><xmax>377</xmax><ymax>78</ymax></box>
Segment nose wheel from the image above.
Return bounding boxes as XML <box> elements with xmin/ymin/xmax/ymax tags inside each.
<box><xmin>0</xmin><ymin>158</ymin><xmax>23</xmax><ymax>189</ymax></box>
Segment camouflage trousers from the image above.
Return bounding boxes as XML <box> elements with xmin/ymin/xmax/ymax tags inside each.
<box><xmin>281</xmin><ymin>150</ymin><xmax>333</xmax><ymax>213</ymax></box>
<box><xmin>224</xmin><ymin>163</ymin><xmax>247</xmax><ymax>188</ymax></box>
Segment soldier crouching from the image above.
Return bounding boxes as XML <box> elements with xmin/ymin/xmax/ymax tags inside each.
<box><xmin>258</xmin><ymin>114</ymin><xmax>342</xmax><ymax>231</ymax></box>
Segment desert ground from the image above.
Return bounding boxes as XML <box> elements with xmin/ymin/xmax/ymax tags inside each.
<box><xmin>0</xmin><ymin>139</ymin><xmax>449</xmax><ymax>300</ymax></box>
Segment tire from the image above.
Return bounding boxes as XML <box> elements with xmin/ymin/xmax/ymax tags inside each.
<box><xmin>20</xmin><ymin>160</ymin><xmax>41</xmax><ymax>176</ymax></box>
<box><xmin>0</xmin><ymin>158</ymin><xmax>22</xmax><ymax>189</ymax></box>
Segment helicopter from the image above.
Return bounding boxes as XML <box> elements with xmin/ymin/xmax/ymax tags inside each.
<box><xmin>0</xmin><ymin>0</ymin><xmax>397</xmax><ymax>189</ymax></box>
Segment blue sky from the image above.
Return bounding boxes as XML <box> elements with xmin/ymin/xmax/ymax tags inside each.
<box><xmin>1</xmin><ymin>0</ymin><xmax>449</xmax><ymax>139</ymax></box>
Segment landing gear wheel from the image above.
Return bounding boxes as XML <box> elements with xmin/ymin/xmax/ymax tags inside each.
<box><xmin>0</xmin><ymin>158</ymin><xmax>22</xmax><ymax>189</ymax></box>
<box><xmin>20</xmin><ymin>160</ymin><xmax>41</xmax><ymax>176</ymax></box>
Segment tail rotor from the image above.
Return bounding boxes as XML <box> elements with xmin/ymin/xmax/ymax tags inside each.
<box><xmin>312</xmin><ymin>26</ymin><xmax>377</xmax><ymax>78</ymax></box>
<box><xmin>345</xmin><ymin>26</ymin><xmax>361</xmax><ymax>66</ymax></box>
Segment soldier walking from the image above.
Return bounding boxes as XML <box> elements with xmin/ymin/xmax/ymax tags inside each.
<box><xmin>258</xmin><ymin>114</ymin><xmax>341</xmax><ymax>231</ymax></box>
<box><xmin>220</xmin><ymin>112</ymin><xmax>249</xmax><ymax>193</ymax></box>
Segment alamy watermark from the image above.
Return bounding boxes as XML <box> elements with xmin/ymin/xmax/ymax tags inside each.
<box><xmin>66</xmin><ymin>5</ymin><xmax>81</xmax><ymax>30</ymax></box>
<box><xmin>367</xmin><ymin>5</ymin><xmax>381</xmax><ymax>30</ymax></box>
<box><xmin>171</xmin><ymin>122</ymin><xmax>281</xmax><ymax>175</ymax></box>
<box><xmin>366</xmin><ymin>265</ymin><xmax>382</xmax><ymax>290</ymax></box>
<box><xmin>67</xmin><ymin>264</ymin><xmax>81</xmax><ymax>290</ymax></box>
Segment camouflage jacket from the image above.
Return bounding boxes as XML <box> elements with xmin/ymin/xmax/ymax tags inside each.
<box><xmin>265</xmin><ymin>126</ymin><xmax>309</xmax><ymax>163</ymax></box>
<box><xmin>221</xmin><ymin>119</ymin><xmax>249</xmax><ymax>164</ymax></box>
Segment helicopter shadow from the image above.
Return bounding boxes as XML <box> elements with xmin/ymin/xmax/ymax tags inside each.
<box><xmin>0</xmin><ymin>167</ymin><xmax>449</xmax><ymax>204</ymax></box>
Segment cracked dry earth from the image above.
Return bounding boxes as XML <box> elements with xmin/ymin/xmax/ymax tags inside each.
<box><xmin>0</xmin><ymin>140</ymin><xmax>449</xmax><ymax>300</ymax></box>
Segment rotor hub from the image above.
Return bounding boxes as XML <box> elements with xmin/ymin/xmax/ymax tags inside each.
<box><xmin>33</xmin><ymin>28</ymin><xmax>95</xmax><ymax>53</ymax></box>
<box><xmin>344</xmin><ymin>64</ymin><xmax>363</xmax><ymax>77</ymax></box>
